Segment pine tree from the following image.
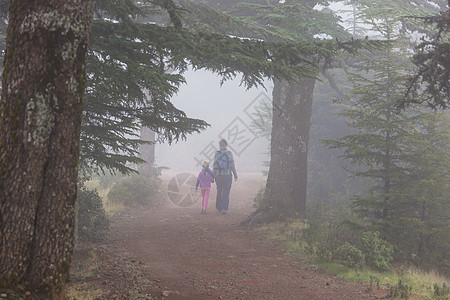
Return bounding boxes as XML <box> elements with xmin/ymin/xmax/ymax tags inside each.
<box><xmin>0</xmin><ymin>0</ymin><xmax>343</xmax><ymax>295</ymax></box>
<box><xmin>80</xmin><ymin>0</ymin><xmax>345</xmax><ymax>176</ymax></box>
<box><xmin>385</xmin><ymin>112</ymin><xmax>450</xmax><ymax>271</ymax></box>
<box><xmin>239</xmin><ymin>1</ymin><xmax>379</xmax><ymax>221</ymax></box>
<box><xmin>325</xmin><ymin>33</ymin><xmax>416</xmax><ymax>226</ymax></box>
<box><xmin>81</xmin><ymin>0</ymin><xmax>208</xmax><ymax>174</ymax></box>
<box><xmin>185</xmin><ymin>0</ymin><xmax>351</xmax><ymax>222</ymax></box>
<box><xmin>324</xmin><ymin>1</ymin><xmax>450</xmax><ymax>271</ymax></box>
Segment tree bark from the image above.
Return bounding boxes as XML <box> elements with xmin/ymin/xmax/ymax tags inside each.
<box><xmin>139</xmin><ymin>127</ymin><xmax>156</xmax><ymax>176</ymax></box>
<box><xmin>0</xmin><ymin>0</ymin><xmax>94</xmax><ymax>297</ymax></box>
<box><xmin>249</xmin><ymin>76</ymin><xmax>316</xmax><ymax>224</ymax></box>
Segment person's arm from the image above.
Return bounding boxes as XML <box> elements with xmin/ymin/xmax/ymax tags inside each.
<box><xmin>228</xmin><ymin>152</ymin><xmax>238</xmax><ymax>180</ymax></box>
<box><xmin>207</xmin><ymin>168</ymin><xmax>215</xmax><ymax>182</ymax></box>
<box><xmin>195</xmin><ymin>173</ymin><xmax>200</xmax><ymax>190</ymax></box>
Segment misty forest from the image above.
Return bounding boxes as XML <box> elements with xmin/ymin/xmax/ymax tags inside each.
<box><xmin>0</xmin><ymin>0</ymin><xmax>449</xmax><ymax>299</ymax></box>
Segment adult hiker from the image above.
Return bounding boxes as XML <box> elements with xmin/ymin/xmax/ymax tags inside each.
<box><xmin>213</xmin><ymin>139</ymin><xmax>238</xmax><ymax>214</ymax></box>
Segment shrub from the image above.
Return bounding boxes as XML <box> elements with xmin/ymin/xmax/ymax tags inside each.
<box><xmin>369</xmin><ymin>275</ymin><xmax>380</xmax><ymax>290</ymax></box>
<box><xmin>77</xmin><ymin>187</ymin><xmax>110</xmax><ymax>242</ymax></box>
<box><xmin>317</xmin><ymin>245</ymin><xmax>334</xmax><ymax>261</ymax></box>
<box><xmin>107</xmin><ymin>174</ymin><xmax>160</xmax><ymax>206</ymax></box>
<box><xmin>431</xmin><ymin>283</ymin><xmax>449</xmax><ymax>300</ymax></box>
<box><xmin>301</xmin><ymin>213</ymin><xmax>364</xmax><ymax>259</ymax></box>
<box><xmin>360</xmin><ymin>231</ymin><xmax>394</xmax><ymax>271</ymax></box>
<box><xmin>389</xmin><ymin>280</ymin><xmax>412</xmax><ymax>299</ymax></box>
<box><xmin>301</xmin><ymin>222</ymin><xmax>395</xmax><ymax>273</ymax></box>
<box><xmin>301</xmin><ymin>221</ymin><xmax>331</xmax><ymax>256</ymax></box>
<box><xmin>334</xmin><ymin>242</ymin><xmax>365</xmax><ymax>271</ymax></box>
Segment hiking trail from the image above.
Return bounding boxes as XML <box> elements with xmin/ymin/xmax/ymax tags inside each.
<box><xmin>70</xmin><ymin>173</ymin><xmax>387</xmax><ymax>299</ymax></box>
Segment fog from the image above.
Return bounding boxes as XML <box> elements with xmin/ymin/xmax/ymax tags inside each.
<box><xmin>155</xmin><ymin>69</ymin><xmax>272</xmax><ymax>174</ymax></box>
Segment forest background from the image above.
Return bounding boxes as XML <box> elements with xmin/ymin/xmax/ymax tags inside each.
<box><xmin>0</xmin><ymin>0</ymin><xmax>448</xmax><ymax>298</ymax></box>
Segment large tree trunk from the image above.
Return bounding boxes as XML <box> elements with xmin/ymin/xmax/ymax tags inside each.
<box><xmin>139</xmin><ymin>127</ymin><xmax>156</xmax><ymax>176</ymax></box>
<box><xmin>0</xmin><ymin>0</ymin><xmax>94</xmax><ymax>297</ymax></box>
<box><xmin>249</xmin><ymin>77</ymin><xmax>316</xmax><ymax>224</ymax></box>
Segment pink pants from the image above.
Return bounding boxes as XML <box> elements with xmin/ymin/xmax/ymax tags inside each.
<box><xmin>201</xmin><ymin>187</ymin><xmax>210</xmax><ymax>210</ymax></box>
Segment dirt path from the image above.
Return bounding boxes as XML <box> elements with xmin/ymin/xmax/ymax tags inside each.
<box><xmin>70</xmin><ymin>173</ymin><xmax>383</xmax><ymax>299</ymax></box>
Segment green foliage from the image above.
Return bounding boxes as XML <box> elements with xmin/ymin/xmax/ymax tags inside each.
<box><xmin>396</xmin><ymin>107</ymin><xmax>450</xmax><ymax>274</ymax></box>
<box><xmin>179</xmin><ymin>0</ymin><xmax>348</xmax><ymax>43</ymax></box>
<box><xmin>322</xmin><ymin>2</ymin><xmax>450</xmax><ymax>274</ymax></box>
<box><xmin>389</xmin><ymin>279</ymin><xmax>412</xmax><ymax>299</ymax></box>
<box><xmin>255</xmin><ymin>217</ymin><xmax>449</xmax><ymax>297</ymax></box>
<box><xmin>78</xmin><ymin>0</ymin><xmax>302</xmax><ymax>176</ymax></box>
<box><xmin>369</xmin><ymin>275</ymin><xmax>381</xmax><ymax>290</ymax></box>
<box><xmin>82</xmin><ymin>16</ymin><xmax>209</xmax><ymax>175</ymax></box>
<box><xmin>107</xmin><ymin>174</ymin><xmax>160</xmax><ymax>206</ymax></box>
<box><xmin>309</xmin><ymin>70</ymin><xmax>362</xmax><ymax>201</ymax></box>
<box><xmin>77</xmin><ymin>187</ymin><xmax>110</xmax><ymax>242</ymax></box>
<box><xmin>403</xmin><ymin>8</ymin><xmax>450</xmax><ymax>109</ymax></box>
<box><xmin>360</xmin><ymin>231</ymin><xmax>393</xmax><ymax>272</ymax></box>
<box><xmin>431</xmin><ymin>283</ymin><xmax>449</xmax><ymax>300</ymax></box>
<box><xmin>340</xmin><ymin>0</ymin><xmax>448</xmax><ymax>108</ymax></box>
<box><xmin>236</xmin><ymin>0</ymin><xmax>346</xmax><ymax>42</ymax></box>
<box><xmin>301</xmin><ymin>213</ymin><xmax>365</xmax><ymax>260</ymax></box>
<box><xmin>179</xmin><ymin>0</ymin><xmax>386</xmax><ymax>69</ymax></box>
<box><xmin>1</xmin><ymin>0</ymin><xmax>386</xmax><ymax>180</ymax></box>
<box><xmin>300</xmin><ymin>212</ymin><xmax>394</xmax><ymax>272</ymax></box>
<box><xmin>333</xmin><ymin>242</ymin><xmax>365</xmax><ymax>271</ymax></box>
<box><xmin>301</xmin><ymin>221</ymin><xmax>332</xmax><ymax>257</ymax></box>
<box><xmin>81</xmin><ymin>0</ymin><xmax>379</xmax><ymax>177</ymax></box>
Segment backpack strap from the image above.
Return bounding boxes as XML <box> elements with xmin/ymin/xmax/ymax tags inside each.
<box><xmin>215</xmin><ymin>151</ymin><xmax>230</xmax><ymax>170</ymax></box>
<box><xmin>215</xmin><ymin>151</ymin><xmax>225</xmax><ymax>163</ymax></box>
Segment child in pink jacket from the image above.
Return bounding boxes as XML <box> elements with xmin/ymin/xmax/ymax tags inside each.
<box><xmin>195</xmin><ymin>160</ymin><xmax>215</xmax><ymax>214</ymax></box>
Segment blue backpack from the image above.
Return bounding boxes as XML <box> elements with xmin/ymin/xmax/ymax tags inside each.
<box><xmin>217</xmin><ymin>152</ymin><xmax>229</xmax><ymax>170</ymax></box>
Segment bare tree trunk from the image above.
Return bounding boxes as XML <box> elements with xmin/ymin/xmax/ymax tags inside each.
<box><xmin>0</xmin><ymin>0</ymin><xmax>94</xmax><ymax>297</ymax></box>
<box><xmin>139</xmin><ymin>127</ymin><xmax>156</xmax><ymax>176</ymax></box>
<box><xmin>248</xmin><ymin>76</ymin><xmax>315</xmax><ymax>224</ymax></box>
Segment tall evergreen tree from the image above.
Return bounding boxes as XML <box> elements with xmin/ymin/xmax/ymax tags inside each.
<box><xmin>0</xmin><ymin>1</ymin><xmax>363</xmax><ymax>295</ymax></box>
<box><xmin>384</xmin><ymin>112</ymin><xmax>449</xmax><ymax>270</ymax></box>
<box><xmin>324</xmin><ymin>0</ymin><xmax>450</xmax><ymax>271</ymax></box>
<box><xmin>1</xmin><ymin>0</ymin><xmax>335</xmax><ymax>178</ymax></box>
<box><xmin>0</xmin><ymin>0</ymin><xmax>339</xmax><ymax>296</ymax></box>
<box><xmin>183</xmin><ymin>0</ymin><xmax>354</xmax><ymax>221</ymax></box>
<box><xmin>239</xmin><ymin>1</ymin><xmax>370</xmax><ymax>221</ymax></box>
<box><xmin>80</xmin><ymin>0</ymin><xmax>341</xmax><ymax>176</ymax></box>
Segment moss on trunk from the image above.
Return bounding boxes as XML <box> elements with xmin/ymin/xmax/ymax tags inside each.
<box><xmin>0</xmin><ymin>0</ymin><xmax>94</xmax><ymax>297</ymax></box>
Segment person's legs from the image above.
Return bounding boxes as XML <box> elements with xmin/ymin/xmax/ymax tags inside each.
<box><xmin>222</xmin><ymin>175</ymin><xmax>232</xmax><ymax>211</ymax></box>
<box><xmin>215</xmin><ymin>176</ymin><xmax>224</xmax><ymax>211</ymax></box>
<box><xmin>201</xmin><ymin>188</ymin><xmax>207</xmax><ymax>210</ymax></box>
<box><xmin>203</xmin><ymin>187</ymin><xmax>210</xmax><ymax>211</ymax></box>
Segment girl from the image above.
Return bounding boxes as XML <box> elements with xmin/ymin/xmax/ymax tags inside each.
<box><xmin>195</xmin><ymin>160</ymin><xmax>214</xmax><ymax>214</ymax></box>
